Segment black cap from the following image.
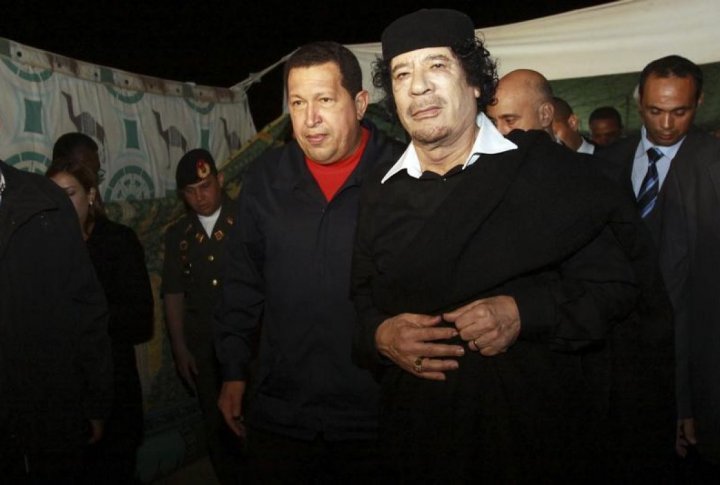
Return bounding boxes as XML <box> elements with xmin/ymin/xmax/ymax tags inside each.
<box><xmin>381</xmin><ymin>9</ymin><xmax>475</xmax><ymax>61</ymax></box>
<box><xmin>176</xmin><ymin>149</ymin><xmax>218</xmax><ymax>189</ymax></box>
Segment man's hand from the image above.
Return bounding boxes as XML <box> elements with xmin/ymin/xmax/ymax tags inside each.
<box><xmin>171</xmin><ymin>342</ymin><xmax>198</xmax><ymax>392</ymax></box>
<box><xmin>676</xmin><ymin>418</ymin><xmax>697</xmax><ymax>457</ymax></box>
<box><xmin>87</xmin><ymin>419</ymin><xmax>104</xmax><ymax>444</ymax></box>
<box><xmin>218</xmin><ymin>380</ymin><xmax>247</xmax><ymax>437</ymax></box>
<box><xmin>375</xmin><ymin>313</ymin><xmax>464</xmax><ymax>381</ymax></box>
<box><xmin>443</xmin><ymin>295</ymin><xmax>521</xmax><ymax>356</ymax></box>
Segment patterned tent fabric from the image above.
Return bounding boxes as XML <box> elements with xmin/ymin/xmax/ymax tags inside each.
<box><xmin>0</xmin><ymin>37</ymin><xmax>256</xmax><ymax>201</ymax></box>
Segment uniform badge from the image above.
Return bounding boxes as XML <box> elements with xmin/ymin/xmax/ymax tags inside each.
<box><xmin>195</xmin><ymin>231</ymin><xmax>205</xmax><ymax>244</ymax></box>
<box><xmin>214</xmin><ymin>229</ymin><xmax>224</xmax><ymax>241</ymax></box>
<box><xmin>196</xmin><ymin>159</ymin><xmax>211</xmax><ymax>179</ymax></box>
<box><xmin>227</xmin><ymin>216</ymin><xmax>235</xmax><ymax>226</ymax></box>
<box><xmin>179</xmin><ymin>240</ymin><xmax>188</xmax><ymax>251</ymax></box>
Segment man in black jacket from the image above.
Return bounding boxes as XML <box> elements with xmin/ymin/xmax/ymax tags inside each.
<box><xmin>215</xmin><ymin>41</ymin><xmax>403</xmax><ymax>482</ymax></box>
<box><xmin>0</xmin><ymin>160</ymin><xmax>112</xmax><ymax>481</ymax></box>
<box><xmin>600</xmin><ymin>55</ymin><xmax>720</xmax><ymax>478</ymax></box>
<box><xmin>352</xmin><ymin>9</ymin><xmax>674</xmax><ymax>483</ymax></box>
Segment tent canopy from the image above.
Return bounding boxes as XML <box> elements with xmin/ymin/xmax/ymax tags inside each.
<box><xmin>344</xmin><ymin>0</ymin><xmax>720</xmax><ymax>103</ymax></box>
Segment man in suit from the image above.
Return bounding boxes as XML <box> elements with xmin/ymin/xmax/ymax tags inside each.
<box><xmin>601</xmin><ymin>55</ymin><xmax>720</xmax><ymax>475</ymax></box>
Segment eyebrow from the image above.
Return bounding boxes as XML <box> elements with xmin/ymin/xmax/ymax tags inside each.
<box><xmin>391</xmin><ymin>53</ymin><xmax>453</xmax><ymax>75</ymax></box>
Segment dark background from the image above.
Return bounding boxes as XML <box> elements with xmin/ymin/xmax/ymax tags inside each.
<box><xmin>3</xmin><ymin>0</ymin><xmax>611</xmax><ymax>129</ymax></box>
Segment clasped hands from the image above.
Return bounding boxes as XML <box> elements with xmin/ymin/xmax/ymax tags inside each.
<box><xmin>374</xmin><ymin>295</ymin><xmax>520</xmax><ymax>381</ymax></box>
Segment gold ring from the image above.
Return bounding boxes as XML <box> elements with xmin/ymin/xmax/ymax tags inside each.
<box><xmin>413</xmin><ymin>357</ymin><xmax>423</xmax><ymax>373</ymax></box>
<box><xmin>473</xmin><ymin>338</ymin><xmax>480</xmax><ymax>348</ymax></box>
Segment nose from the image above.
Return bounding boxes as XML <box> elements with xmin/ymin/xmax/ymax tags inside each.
<box><xmin>304</xmin><ymin>102</ymin><xmax>320</xmax><ymax>128</ymax></box>
<box><xmin>410</xmin><ymin>69</ymin><xmax>431</xmax><ymax>96</ymax></box>
<box><xmin>659</xmin><ymin>112</ymin><xmax>673</xmax><ymax>130</ymax></box>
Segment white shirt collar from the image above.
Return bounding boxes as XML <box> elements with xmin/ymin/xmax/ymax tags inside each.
<box><xmin>381</xmin><ymin>112</ymin><xmax>518</xmax><ymax>183</ymax></box>
<box><xmin>640</xmin><ymin>126</ymin><xmax>685</xmax><ymax>161</ymax></box>
<box><xmin>577</xmin><ymin>138</ymin><xmax>595</xmax><ymax>155</ymax></box>
<box><xmin>198</xmin><ymin>206</ymin><xmax>222</xmax><ymax>237</ymax></box>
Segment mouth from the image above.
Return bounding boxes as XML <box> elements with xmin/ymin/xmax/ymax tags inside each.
<box><xmin>411</xmin><ymin>106</ymin><xmax>441</xmax><ymax>119</ymax></box>
<box><xmin>304</xmin><ymin>133</ymin><xmax>327</xmax><ymax>145</ymax></box>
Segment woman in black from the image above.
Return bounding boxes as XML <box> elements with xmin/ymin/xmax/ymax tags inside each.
<box><xmin>47</xmin><ymin>158</ymin><xmax>153</xmax><ymax>484</ymax></box>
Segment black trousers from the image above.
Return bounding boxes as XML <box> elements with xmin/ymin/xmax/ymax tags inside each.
<box><xmin>244</xmin><ymin>427</ymin><xmax>394</xmax><ymax>485</ymax></box>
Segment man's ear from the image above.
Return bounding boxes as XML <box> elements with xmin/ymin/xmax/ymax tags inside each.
<box><xmin>539</xmin><ymin>102</ymin><xmax>554</xmax><ymax>129</ymax></box>
<box><xmin>568</xmin><ymin>114</ymin><xmax>580</xmax><ymax>132</ymax></box>
<box><xmin>217</xmin><ymin>172</ymin><xmax>225</xmax><ymax>187</ymax></box>
<box><xmin>355</xmin><ymin>90</ymin><xmax>370</xmax><ymax>120</ymax></box>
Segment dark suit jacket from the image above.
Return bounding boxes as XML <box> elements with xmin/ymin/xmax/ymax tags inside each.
<box><xmin>601</xmin><ymin>129</ymin><xmax>720</xmax><ymax>455</ymax></box>
<box><xmin>657</xmin><ymin>130</ymin><xmax>720</xmax><ymax>456</ymax></box>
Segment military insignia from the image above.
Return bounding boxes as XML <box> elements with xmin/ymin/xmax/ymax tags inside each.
<box><xmin>196</xmin><ymin>159</ymin><xmax>211</xmax><ymax>179</ymax></box>
<box><xmin>195</xmin><ymin>231</ymin><xmax>205</xmax><ymax>243</ymax></box>
<box><xmin>214</xmin><ymin>229</ymin><xmax>224</xmax><ymax>241</ymax></box>
<box><xmin>226</xmin><ymin>215</ymin><xmax>235</xmax><ymax>225</ymax></box>
<box><xmin>179</xmin><ymin>240</ymin><xmax>188</xmax><ymax>251</ymax></box>
<box><xmin>184</xmin><ymin>223</ymin><xmax>194</xmax><ymax>234</ymax></box>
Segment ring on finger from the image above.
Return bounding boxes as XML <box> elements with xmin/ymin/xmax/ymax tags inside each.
<box><xmin>413</xmin><ymin>357</ymin><xmax>423</xmax><ymax>373</ymax></box>
<box><xmin>473</xmin><ymin>338</ymin><xmax>480</xmax><ymax>349</ymax></box>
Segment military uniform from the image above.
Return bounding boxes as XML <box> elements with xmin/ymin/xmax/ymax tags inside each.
<box><xmin>162</xmin><ymin>195</ymin><xmax>240</xmax><ymax>483</ymax></box>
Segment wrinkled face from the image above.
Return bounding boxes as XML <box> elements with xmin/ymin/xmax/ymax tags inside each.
<box><xmin>589</xmin><ymin>118</ymin><xmax>622</xmax><ymax>146</ymax></box>
<box><xmin>181</xmin><ymin>173</ymin><xmax>224</xmax><ymax>216</ymax></box>
<box><xmin>288</xmin><ymin>62</ymin><xmax>368</xmax><ymax>165</ymax></box>
<box><xmin>390</xmin><ymin>47</ymin><xmax>479</xmax><ymax>146</ymax></box>
<box><xmin>639</xmin><ymin>74</ymin><xmax>698</xmax><ymax>146</ymax></box>
<box><xmin>50</xmin><ymin>171</ymin><xmax>95</xmax><ymax>228</ymax></box>
<box><xmin>486</xmin><ymin>86</ymin><xmax>546</xmax><ymax>135</ymax></box>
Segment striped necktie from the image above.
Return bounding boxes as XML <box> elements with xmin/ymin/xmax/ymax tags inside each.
<box><xmin>637</xmin><ymin>147</ymin><xmax>662</xmax><ymax>218</ymax></box>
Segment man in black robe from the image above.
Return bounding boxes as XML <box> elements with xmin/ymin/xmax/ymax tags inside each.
<box><xmin>351</xmin><ymin>9</ymin><xmax>675</xmax><ymax>483</ymax></box>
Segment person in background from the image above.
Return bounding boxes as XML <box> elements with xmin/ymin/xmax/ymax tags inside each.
<box><xmin>588</xmin><ymin>106</ymin><xmax>623</xmax><ymax>147</ymax></box>
<box><xmin>47</xmin><ymin>157</ymin><xmax>153</xmax><ymax>484</ymax></box>
<box><xmin>162</xmin><ymin>149</ymin><xmax>241</xmax><ymax>484</ymax></box>
<box><xmin>551</xmin><ymin>96</ymin><xmax>595</xmax><ymax>154</ymax></box>
<box><xmin>0</xmin><ymin>159</ymin><xmax>112</xmax><ymax>481</ymax></box>
<box><xmin>486</xmin><ymin>68</ymin><xmax>555</xmax><ymax>136</ymax></box>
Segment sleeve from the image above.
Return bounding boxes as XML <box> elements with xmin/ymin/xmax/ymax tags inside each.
<box><xmin>63</xmin><ymin>205</ymin><xmax>113</xmax><ymax>419</ymax></box>
<box><xmin>350</xmin><ymin>180</ymin><xmax>393</xmax><ymax>375</ymax></box>
<box><xmin>509</xmin><ymin>224</ymin><xmax>639</xmax><ymax>352</ymax></box>
<box><xmin>161</xmin><ymin>224</ymin><xmax>185</xmax><ymax>296</ymax></box>
<box><xmin>657</xmin><ymin>175</ymin><xmax>692</xmax><ymax>418</ymax></box>
<box><xmin>214</xmin><ymin>172</ymin><xmax>266</xmax><ymax>381</ymax></box>
<box><xmin>106</xmin><ymin>226</ymin><xmax>155</xmax><ymax>345</ymax></box>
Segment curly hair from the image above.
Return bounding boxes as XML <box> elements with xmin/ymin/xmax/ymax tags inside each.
<box><xmin>372</xmin><ymin>36</ymin><xmax>497</xmax><ymax>119</ymax></box>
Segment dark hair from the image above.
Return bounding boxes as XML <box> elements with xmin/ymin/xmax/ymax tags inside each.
<box><xmin>372</xmin><ymin>36</ymin><xmax>497</xmax><ymax>118</ymax></box>
<box><xmin>283</xmin><ymin>41</ymin><xmax>363</xmax><ymax>98</ymax></box>
<box><xmin>45</xmin><ymin>157</ymin><xmax>105</xmax><ymax>233</ymax></box>
<box><xmin>589</xmin><ymin>106</ymin><xmax>623</xmax><ymax>127</ymax></box>
<box><xmin>52</xmin><ymin>132</ymin><xmax>98</xmax><ymax>159</ymax></box>
<box><xmin>639</xmin><ymin>55</ymin><xmax>703</xmax><ymax>102</ymax></box>
<box><xmin>551</xmin><ymin>96</ymin><xmax>573</xmax><ymax>119</ymax></box>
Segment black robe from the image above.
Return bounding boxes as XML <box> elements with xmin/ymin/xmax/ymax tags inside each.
<box><xmin>352</xmin><ymin>130</ymin><xmax>675</xmax><ymax>483</ymax></box>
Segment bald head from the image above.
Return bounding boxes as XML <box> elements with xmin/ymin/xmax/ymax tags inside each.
<box><xmin>486</xmin><ymin>69</ymin><xmax>554</xmax><ymax>136</ymax></box>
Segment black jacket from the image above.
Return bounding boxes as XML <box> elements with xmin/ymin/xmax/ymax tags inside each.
<box><xmin>0</xmin><ymin>161</ymin><xmax>112</xmax><ymax>451</ymax></box>
<box><xmin>351</xmin><ymin>130</ymin><xmax>674</xmax><ymax>482</ymax></box>
<box><xmin>215</xmin><ymin>121</ymin><xmax>404</xmax><ymax>440</ymax></box>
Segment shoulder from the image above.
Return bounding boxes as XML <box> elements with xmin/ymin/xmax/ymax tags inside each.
<box><xmin>164</xmin><ymin>212</ymin><xmax>194</xmax><ymax>240</ymax></box>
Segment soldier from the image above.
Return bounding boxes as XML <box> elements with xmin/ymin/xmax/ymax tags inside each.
<box><xmin>161</xmin><ymin>149</ymin><xmax>240</xmax><ymax>484</ymax></box>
